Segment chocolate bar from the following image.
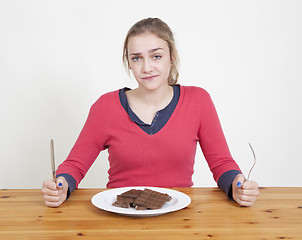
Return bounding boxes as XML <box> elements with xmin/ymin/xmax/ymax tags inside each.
<box><xmin>112</xmin><ymin>188</ymin><xmax>171</xmax><ymax>210</ymax></box>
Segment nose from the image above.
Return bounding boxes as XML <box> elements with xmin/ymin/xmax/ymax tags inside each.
<box><xmin>142</xmin><ymin>58</ymin><xmax>153</xmax><ymax>73</ymax></box>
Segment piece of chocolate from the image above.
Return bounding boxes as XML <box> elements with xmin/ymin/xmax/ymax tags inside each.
<box><xmin>112</xmin><ymin>194</ymin><xmax>134</xmax><ymax>208</ymax></box>
<box><xmin>134</xmin><ymin>188</ymin><xmax>171</xmax><ymax>210</ymax></box>
<box><xmin>117</xmin><ymin>195</ymin><xmax>134</xmax><ymax>204</ymax></box>
<box><xmin>120</xmin><ymin>189</ymin><xmax>143</xmax><ymax>198</ymax></box>
<box><xmin>112</xmin><ymin>200</ymin><xmax>130</xmax><ymax>208</ymax></box>
<box><xmin>135</xmin><ymin>205</ymin><xmax>147</xmax><ymax>210</ymax></box>
<box><xmin>113</xmin><ymin>189</ymin><xmax>143</xmax><ymax>208</ymax></box>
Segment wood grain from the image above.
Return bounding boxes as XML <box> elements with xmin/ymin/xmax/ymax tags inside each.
<box><xmin>1</xmin><ymin>187</ymin><xmax>301</xmax><ymax>239</ymax></box>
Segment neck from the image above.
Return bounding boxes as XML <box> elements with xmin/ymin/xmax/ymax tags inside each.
<box><xmin>136</xmin><ymin>84</ymin><xmax>173</xmax><ymax>108</ymax></box>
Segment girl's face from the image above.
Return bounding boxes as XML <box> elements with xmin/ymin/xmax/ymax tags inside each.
<box><xmin>127</xmin><ymin>33</ymin><xmax>172</xmax><ymax>91</ymax></box>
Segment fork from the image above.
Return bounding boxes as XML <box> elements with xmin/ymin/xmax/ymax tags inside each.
<box><xmin>247</xmin><ymin>142</ymin><xmax>256</xmax><ymax>181</ymax></box>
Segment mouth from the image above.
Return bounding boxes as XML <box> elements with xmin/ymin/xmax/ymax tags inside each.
<box><xmin>142</xmin><ymin>75</ymin><xmax>159</xmax><ymax>80</ymax></box>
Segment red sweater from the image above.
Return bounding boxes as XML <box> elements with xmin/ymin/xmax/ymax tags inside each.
<box><xmin>57</xmin><ymin>86</ymin><xmax>241</xmax><ymax>188</ymax></box>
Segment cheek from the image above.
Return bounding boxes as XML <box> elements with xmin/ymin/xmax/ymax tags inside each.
<box><xmin>161</xmin><ymin>61</ymin><xmax>172</xmax><ymax>75</ymax></box>
<box><xmin>129</xmin><ymin>64</ymin><xmax>141</xmax><ymax>78</ymax></box>
<box><xmin>130</xmin><ymin>64</ymin><xmax>138</xmax><ymax>72</ymax></box>
<box><xmin>128</xmin><ymin>59</ymin><xmax>139</xmax><ymax>71</ymax></box>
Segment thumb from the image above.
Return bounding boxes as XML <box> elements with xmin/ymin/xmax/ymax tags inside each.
<box><xmin>236</xmin><ymin>174</ymin><xmax>246</xmax><ymax>188</ymax></box>
<box><xmin>56</xmin><ymin>177</ymin><xmax>64</xmax><ymax>189</ymax></box>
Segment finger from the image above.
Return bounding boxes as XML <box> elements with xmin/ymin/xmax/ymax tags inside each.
<box><xmin>42</xmin><ymin>180</ymin><xmax>57</xmax><ymax>190</ymax></box>
<box><xmin>44</xmin><ymin>200</ymin><xmax>63</xmax><ymax>208</ymax></box>
<box><xmin>236</xmin><ymin>174</ymin><xmax>246</xmax><ymax>188</ymax></box>
<box><xmin>237</xmin><ymin>193</ymin><xmax>257</xmax><ymax>203</ymax></box>
<box><xmin>237</xmin><ymin>199</ymin><xmax>255</xmax><ymax>207</ymax></box>
<box><xmin>56</xmin><ymin>177</ymin><xmax>65</xmax><ymax>189</ymax></box>
<box><xmin>43</xmin><ymin>194</ymin><xmax>61</xmax><ymax>203</ymax></box>
<box><xmin>41</xmin><ymin>187</ymin><xmax>61</xmax><ymax>197</ymax></box>
<box><xmin>242</xmin><ymin>180</ymin><xmax>259</xmax><ymax>189</ymax></box>
<box><xmin>238</xmin><ymin>188</ymin><xmax>260</xmax><ymax>196</ymax></box>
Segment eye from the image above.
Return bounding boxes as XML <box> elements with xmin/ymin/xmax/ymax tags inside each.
<box><xmin>131</xmin><ymin>56</ymin><xmax>140</xmax><ymax>62</ymax></box>
<box><xmin>153</xmin><ymin>55</ymin><xmax>161</xmax><ymax>60</ymax></box>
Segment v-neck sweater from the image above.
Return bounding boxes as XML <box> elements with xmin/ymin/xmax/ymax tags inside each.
<box><xmin>57</xmin><ymin>85</ymin><xmax>241</xmax><ymax>189</ymax></box>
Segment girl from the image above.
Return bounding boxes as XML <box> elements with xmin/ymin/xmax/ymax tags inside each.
<box><xmin>42</xmin><ymin>18</ymin><xmax>259</xmax><ymax>207</ymax></box>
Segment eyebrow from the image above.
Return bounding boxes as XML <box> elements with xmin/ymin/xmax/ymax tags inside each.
<box><xmin>129</xmin><ymin>48</ymin><xmax>164</xmax><ymax>56</ymax></box>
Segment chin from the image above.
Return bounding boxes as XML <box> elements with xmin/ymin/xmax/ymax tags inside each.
<box><xmin>140</xmin><ymin>82</ymin><xmax>166</xmax><ymax>92</ymax></box>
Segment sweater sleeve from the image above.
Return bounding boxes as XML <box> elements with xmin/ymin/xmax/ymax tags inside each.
<box><xmin>56</xmin><ymin>173</ymin><xmax>76</xmax><ymax>199</ymax></box>
<box><xmin>197</xmin><ymin>89</ymin><xmax>242</xmax><ymax>185</ymax></box>
<box><xmin>56</xmin><ymin>103</ymin><xmax>106</xmax><ymax>188</ymax></box>
<box><xmin>217</xmin><ymin>170</ymin><xmax>241</xmax><ymax>200</ymax></box>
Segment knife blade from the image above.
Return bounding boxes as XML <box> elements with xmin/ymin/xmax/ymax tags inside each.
<box><xmin>50</xmin><ymin>139</ymin><xmax>56</xmax><ymax>182</ymax></box>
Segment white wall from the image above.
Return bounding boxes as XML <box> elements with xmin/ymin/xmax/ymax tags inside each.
<box><xmin>1</xmin><ymin>0</ymin><xmax>301</xmax><ymax>189</ymax></box>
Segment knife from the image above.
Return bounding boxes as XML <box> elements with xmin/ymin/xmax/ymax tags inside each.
<box><xmin>50</xmin><ymin>139</ymin><xmax>56</xmax><ymax>183</ymax></box>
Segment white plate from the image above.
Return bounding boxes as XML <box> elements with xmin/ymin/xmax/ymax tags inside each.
<box><xmin>91</xmin><ymin>186</ymin><xmax>191</xmax><ymax>217</ymax></box>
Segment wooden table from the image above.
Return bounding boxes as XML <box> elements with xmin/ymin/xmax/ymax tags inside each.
<box><xmin>1</xmin><ymin>187</ymin><xmax>301</xmax><ymax>239</ymax></box>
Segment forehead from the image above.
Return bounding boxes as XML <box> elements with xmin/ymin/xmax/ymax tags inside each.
<box><xmin>127</xmin><ymin>33</ymin><xmax>169</xmax><ymax>53</ymax></box>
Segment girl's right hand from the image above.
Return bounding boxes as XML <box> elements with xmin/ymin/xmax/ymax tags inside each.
<box><xmin>41</xmin><ymin>177</ymin><xmax>68</xmax><ymax>207</ymax></box>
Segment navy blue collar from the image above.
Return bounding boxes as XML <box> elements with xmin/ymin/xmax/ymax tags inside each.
<box><xmin>119</xmin><ymin>85</ymin><xmax>180</xmax><ymax>135</ymax></box>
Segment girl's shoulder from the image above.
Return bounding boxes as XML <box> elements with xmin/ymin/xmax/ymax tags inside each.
<box><xmin>180</xmin><ymin>85</ymin><xmax>211</xmax><ymax>99</ymax></box>
<box><xmin>93</xmin><ymin>89</ymin><xmax>119</xmax><ymax>104</ymax></box>
<box><xmin>89</xmin><ymin>89</ymin><xmax>120</xmax><ymax>113</ymax></box>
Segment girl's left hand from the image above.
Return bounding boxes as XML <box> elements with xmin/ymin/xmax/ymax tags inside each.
<box><xmin>232</xmin><ymin>174</ymin><xmax>260</xmax><ymax>207</ymax></box>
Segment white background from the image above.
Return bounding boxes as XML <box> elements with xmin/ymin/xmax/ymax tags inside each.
<box><xmin>1</xmin><ymin>0</ymin><xmax>301</xmax><ymax>189</ymax></box>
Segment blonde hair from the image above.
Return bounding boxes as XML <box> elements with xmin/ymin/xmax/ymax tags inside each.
<box><xmin>123</xmin><ymin>18</ymin><xmax>179</xmax><ymax>85</ymax></box>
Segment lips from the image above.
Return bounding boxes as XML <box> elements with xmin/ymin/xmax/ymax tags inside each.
<box><xmin>142</xmin><ymin>75</ymin><xmax>159</xmax><ymax>80</ymax></box>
